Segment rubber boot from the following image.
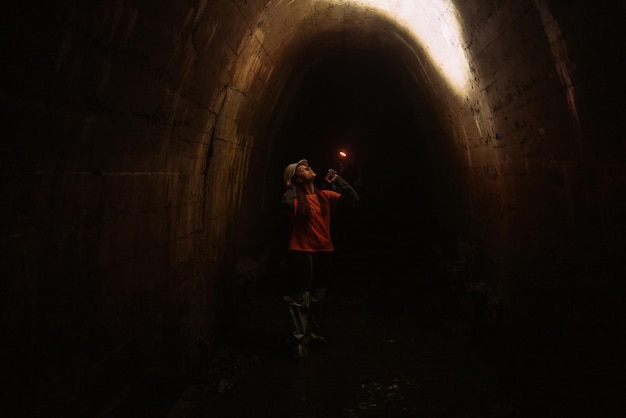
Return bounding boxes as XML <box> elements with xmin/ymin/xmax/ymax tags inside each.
<box><xmin>284</xmin><ymin>292</ymin><xmax>310</xmax><ymax>359</ymax></box>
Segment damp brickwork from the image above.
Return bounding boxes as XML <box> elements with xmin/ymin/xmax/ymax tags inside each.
<box><xmin>1</xmin><ymin>1</ymin><xmax>624</xmax><ymax>416</ymax></box>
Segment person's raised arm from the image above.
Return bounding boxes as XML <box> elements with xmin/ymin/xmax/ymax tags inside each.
<box><xmin>326</xmin><ymin>170</ymin><xmax>359</xmax><ymax>204</ymax></box>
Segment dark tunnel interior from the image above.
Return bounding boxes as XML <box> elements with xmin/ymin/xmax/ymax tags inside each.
<box><xmin>269</xmin><ymin>48</ymin><xmax>444</xmax><ymax>299</ymax></box>
<box><xmin>4</xmin><ymin>1</ymin><xmax>626</xmax><ymax>416</ymax></box>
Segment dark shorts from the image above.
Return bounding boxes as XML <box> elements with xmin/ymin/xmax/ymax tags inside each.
<box><xmin>287</xmin><ymin>251</ymin><xmax>333</xmax><ymax>294</ymax></box>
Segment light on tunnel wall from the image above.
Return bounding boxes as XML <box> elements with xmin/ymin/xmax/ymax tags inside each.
<box><xmin>332</xmin><ymin>0</ymin><xmax>470</xmax><ymax>94</ymax></box>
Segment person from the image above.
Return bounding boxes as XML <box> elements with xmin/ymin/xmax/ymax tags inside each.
<box><xmin>281</xmin><ymin>159</ymin><xmax>359</xmax><ymax>359</ymax></box>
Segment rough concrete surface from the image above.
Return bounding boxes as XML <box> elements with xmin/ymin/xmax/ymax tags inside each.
<box><xmin>164</xmin><ymin>261</ymin><xmax>595</xmax><ymax>418</ymax></box>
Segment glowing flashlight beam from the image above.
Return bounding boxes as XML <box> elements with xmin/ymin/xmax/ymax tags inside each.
<box><xmin>330</xmin><ymin>0</ymin><xmax>470</xmax><ymax>94</ymax></box>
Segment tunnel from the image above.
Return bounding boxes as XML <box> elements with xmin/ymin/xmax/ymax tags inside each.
<box><xmin>2</xmin><ymin>1</ymin><xmax>625</xmax><ymax>417</ymax></box>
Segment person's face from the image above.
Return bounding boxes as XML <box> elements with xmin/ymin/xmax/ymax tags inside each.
<box><xmin>295</xmin><ymin>163</ymin><xmax>316</xmax><ymax>183</ymax></box>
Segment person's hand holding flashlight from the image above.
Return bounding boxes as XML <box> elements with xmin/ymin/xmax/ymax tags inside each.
<box><xmin>324</xmin><ymin>169</ymin><xmax>337</xmax><ymax>183</ymax></box>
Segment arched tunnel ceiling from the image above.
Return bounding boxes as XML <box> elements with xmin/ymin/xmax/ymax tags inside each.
<box><xmin>261</xmin><ymin>0</ymin><xmax>457</xmax><ymax>100</ymax></box>
<box><xmin>252</xmin><ymin>3</ymin><xmax>451</xmax><ymax>254</ymax></box>
<box><xmin>258</xmin><ymin>2</ymin><xmax>454</xmax><ymax>188</ymax></box>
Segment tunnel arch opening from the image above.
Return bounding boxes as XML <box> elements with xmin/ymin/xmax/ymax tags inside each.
<box><xmin>263</xmin><ymin>30</ymin><xmax>455</xmax><ymax>298</ymax></box>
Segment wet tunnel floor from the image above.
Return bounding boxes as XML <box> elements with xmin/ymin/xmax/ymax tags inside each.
<box><xmin>166</xmin><ymin>267</ymin><xmax>527</xmax><ymax>418</ymax></box>
<box><xmin>160</xmin><ymin>262</ymin><xmax>626</xmax><ymax>418</ymax></box>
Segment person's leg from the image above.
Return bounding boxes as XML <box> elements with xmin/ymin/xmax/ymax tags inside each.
<box><xmin>309</xmin><ymin>252</ymin><xmax>332</xmax><ymax>339</ymax></box>
<box><xmin>287</xmin><ymin>251</ymin><xmax>312</xmax><ymax>293</ymax></box>
<box><xmin>285</xmin><ymin>252</ymin><xmax>314</xmax><ymax>358</ymax></box>
<box><xmin>311</xmin><ymin>251</ymin><xmax>332</xmax><ymax>291</ymax></box>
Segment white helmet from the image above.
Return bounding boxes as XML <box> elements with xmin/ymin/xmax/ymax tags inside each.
<box><xmin>283</xmin><ymin>159</ymin><xmax>308</xmax><ymax>186</ymax></box>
